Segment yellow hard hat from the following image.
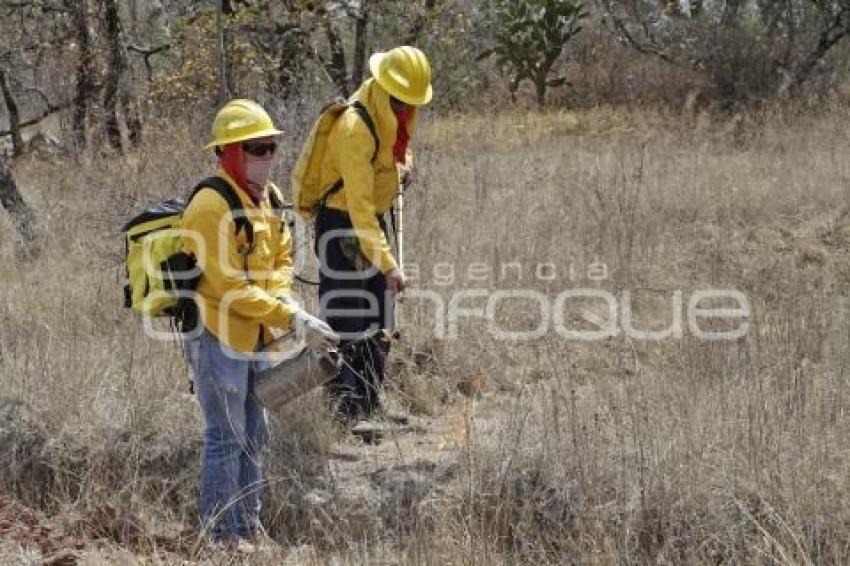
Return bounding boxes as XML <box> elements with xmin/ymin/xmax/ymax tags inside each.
<box><xmin>204</xmin><ymin>99</ymin><xmax>283</xmax><ymax>150</ymax></box>
<box><xmin>369</xmin><ymin>46</ymin><xmax>433</xmax><ymax>106</ymax></box>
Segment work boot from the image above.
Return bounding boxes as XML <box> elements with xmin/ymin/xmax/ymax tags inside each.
<box><xmin>368</xmin><ymin>402</ymin><xmax>409</xmax><ymax>425</ymax></box>
<box><xmin>326</xmin><ymin>371</ymin><xmax>366</xmax><ymax>425</ymax></box>
<box><xmin>350</xmin><ymin>419</ymin><xmax>384</xmax><ymax>444</ymax></box>
<box><xmin>380</xmin><ymin>409</ymin><xmax>410</xmax><ymax>426</ymax></box>
<box><xmin>227</xmin><ymin>538</ymin><xmax>257</xmax><ymax>555</ymax></box>
<box><xmin>356</xmin><ymin>390</ymin><xmax>408</xmax><ymax>425</ymax></box>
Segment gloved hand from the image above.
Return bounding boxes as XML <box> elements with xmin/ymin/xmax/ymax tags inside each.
<box><xmin>386</xmin><ymin>268</ymin><xmax>407</xmax><ymax>297</ymax></box>
<box><xmin>293</xmin><ymin>309</ymin><xmax>340</xmax><ymax>350</ymax></box>
<box><xmin>400</xmin><ymin>163</ymin><xmax>414</xmax><ymax>189</ymax></box>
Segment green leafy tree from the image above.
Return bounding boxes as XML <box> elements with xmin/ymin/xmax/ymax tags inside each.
<box><xmin>481</xmin><ymin>0</ymin><xmax>588</xmax><ymax>108</ymax></box>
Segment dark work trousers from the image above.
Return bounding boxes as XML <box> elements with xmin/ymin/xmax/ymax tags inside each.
<box><xmin>315</xmin><ymin>207</ymin><xmax>394</xmax><ymax>420</ymax></box>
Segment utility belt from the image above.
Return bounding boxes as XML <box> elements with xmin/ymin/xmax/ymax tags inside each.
<box><xmin>316</xmin><ymin>205</ymin><xmax>390</xmax><ymax>233</ymax></box>
<box><xmin>316</xmin><ymin>206</ymin><xmax>390</xmax><ymax>272</ymax></box>
<box><xmin>315</xmin><ymin>174</ymin><xmax>399</xmax><ymax>249</ymax></box>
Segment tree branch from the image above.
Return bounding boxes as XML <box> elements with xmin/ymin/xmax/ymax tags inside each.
<box><xmin>126</xmin><ymin>42</ymin><xmax>171</xmax><ymax>57</ymax></box>
<box><xmin>0</xmin><ymin>101</ymin><xmax>70</xmax><ymax>138</ymax></box>
<box><xmin>5</xmin><ymin>74</ymin><xmax>60</xmax><ymax>112</ymax></box>
<box><xmin>791</xmin><ymin>4</ymin><xmax>850</xmax><ymax>88</ymax></box>
<box><xmin>598</xmin><ymin>0</ymin><xmax>703</xmax><ymax>69</ymax></box>
<box><xmin>126</xmin><ymin>42</ymin><xmax>171</xmax><ymax>83</ymax></box>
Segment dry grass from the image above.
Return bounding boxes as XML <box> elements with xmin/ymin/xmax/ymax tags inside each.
<box><xmin>1</xmin><ymin>100</ymin><xmax>849</xmax><ymax>563</ymax></box>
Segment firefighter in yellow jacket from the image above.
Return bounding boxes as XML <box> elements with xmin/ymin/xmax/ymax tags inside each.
<box><xmin>313</xmin><ymin>46</ymin><xmax>432</xmax><ymax>421</ymax></box>
<box><xmin>182</xmin><ymin>99</ymin><xmax>338</xmax><ymax>543</ymax></box>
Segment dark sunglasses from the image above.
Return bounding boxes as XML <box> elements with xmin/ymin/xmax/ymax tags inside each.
<box><xmin>242</xmin><ymin>141</ymin><xmax>277</xmax><ymax>157</ymax></box>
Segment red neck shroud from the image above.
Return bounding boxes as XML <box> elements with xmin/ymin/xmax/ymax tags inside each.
<box><xmin>219</xmin><ymin>144</ymin><xmax>265</xmax><ymax>203</ymax></box>
<box><xmin>219</xmin><ymin>144</ymin><xmax>249</xmax><ymax>194</ymax></box>
<box><xmin>392</xmin><ymin>106</ymin><xmax>412</xmax><ymax>164</ymax></box>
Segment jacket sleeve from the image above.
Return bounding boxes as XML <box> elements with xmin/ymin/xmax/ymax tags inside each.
<box><xmin>335</xmin><ymin>116</ymin><xmax>398</xmax><ymax>273</ymax></box>
<box><xmin>267</xmin><ymin>217</ymin><xmax>294</xmax><ymax>298</ymax></box>
<box><xmin>182</xmin><ymin>190</ymin><xmax>297</xmax><ymax>329</ymax></box>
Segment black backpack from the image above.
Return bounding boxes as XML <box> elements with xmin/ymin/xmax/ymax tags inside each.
<box><xmin>122</xmin><ymin>176</ymin><xmax>284</xmax><ymax>332</ymax></box>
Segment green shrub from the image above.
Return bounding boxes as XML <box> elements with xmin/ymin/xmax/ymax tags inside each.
<box><xmin>480</xmin><ymin>0</ymin><xmax>588</xmax><ymax>108</ymax></box>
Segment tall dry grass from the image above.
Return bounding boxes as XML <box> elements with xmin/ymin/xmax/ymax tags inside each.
<box><xmin>0</xmin><ymin>101</ymin><xmax>849</xmax><ymax>563</ymax></box>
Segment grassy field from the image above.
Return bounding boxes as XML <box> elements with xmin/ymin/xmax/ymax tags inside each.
<box><xmin>1</xmin><ymin>102</ymin><xmax>850</xmax><ymax>563</ymax></box>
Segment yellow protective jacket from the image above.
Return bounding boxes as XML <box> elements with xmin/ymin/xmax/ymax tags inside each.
<box><xmin>320</xmin><ymin>78</ymin><xmax>418</xmax><ymax>274</ymax></box>
<box><xmin>182</xmin><ymin>170</ymin><xmax>297</xmax><ymax>353</ymax></box>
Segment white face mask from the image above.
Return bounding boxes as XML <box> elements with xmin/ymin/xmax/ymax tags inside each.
<box><xmin>245</xmin><ymin>159</ymin><xmax>273</xmax><ymax>189</ymax></box>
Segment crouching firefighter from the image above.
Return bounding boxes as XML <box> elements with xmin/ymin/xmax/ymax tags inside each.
<box><xmin>181</xmin><ymin>99</ymin><xmax>339</xmax><ymax>543</ymax></box>
<box><xmin>291</xmin><ymin>46</ymin><xmax>433</xmax><ymax>423</ymax></box>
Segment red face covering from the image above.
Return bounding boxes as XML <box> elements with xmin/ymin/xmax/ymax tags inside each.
<box><xmin>392</xmin><ymin>106</ymin><xmax>412</xmax><ymax>164</ymax></box>
<box><xmin>218</xmin><ymin>143</ymin><xmax>268</xmax><ymax>203</ymax></box>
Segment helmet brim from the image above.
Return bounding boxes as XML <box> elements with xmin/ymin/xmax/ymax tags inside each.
<box><xmin>369</xmin><ymin>52</ymin><xmax>385</xmax><ymax>82</ymax></box>
<box><xmin>204</xmin><ymin>127</ymin><xmax>284</xmax><ymax>150</ymax></box>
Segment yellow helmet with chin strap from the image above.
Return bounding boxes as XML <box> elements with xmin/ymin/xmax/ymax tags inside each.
<box><xmin>204</xmin><ymin>99</ymin><xmax>283</xmax><ymax>150</ymax></box>
<box><xmin>369</xmin><ymin>46</ymin><xmax>433</xmax><ymax>106</ymax></box>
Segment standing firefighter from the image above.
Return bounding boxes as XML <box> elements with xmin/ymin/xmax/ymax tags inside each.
<box><xmin>182</xmin><ymin>99</ymin><xmax>338</xmax><ymax>544</ymax></box>
<box><xmin>293</xmin><ymin>46</ymin><xmax>433</xmax><ymax>422</ymax></box>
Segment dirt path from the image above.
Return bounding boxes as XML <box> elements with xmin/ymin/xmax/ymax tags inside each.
<box><xmin>324</xmin><ymin>411</ymin><xmax>462</xmax><ymax>500</ymax></box>
<box><xmin>294</xmin><ymin>394</ymin><xmax>502</xmax><ymax>546</ymax></box>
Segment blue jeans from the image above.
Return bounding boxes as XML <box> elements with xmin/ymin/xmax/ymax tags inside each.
<box><xmin>186</xmin><ymin>329</ymin><xmax>269</xmax><ymax>540</ymax></box>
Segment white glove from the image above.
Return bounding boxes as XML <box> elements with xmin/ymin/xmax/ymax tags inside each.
<box><xmin>293</xmin><ymin>309</ymin><xmax>340</xmax><ymax>350</ymax></box>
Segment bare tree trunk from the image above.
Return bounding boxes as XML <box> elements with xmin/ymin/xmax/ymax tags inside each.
<box><xmin>350</xmin><ymin>1</ymin><xmax>370</xmax><ymax>91</ymax></box>
<box><xmin>273</xmin><ymin>20</ymin><xmax>306</xmax><ymax>98</ymax></box>
<box><xmin>721</xmin><ymin>0</ymin><xmax>744</xmax><ymax>27</ymax></box>
<box><xmin>323</xmin><ymin>19</ymin><xmax>349</xmax><ymax>97</ymax></box>
<box><xmin>70</xmin><ymin>0</ymin><xmax>94</xmax><ymax>151</ymax></box>
<box><xmin>534</xmin><ymin>74</ymin><xmax>547</xmax><ymax>109</ymax></box>
<box><xmin>122</xmin><ymin>94</ymin><xmax>142</xmax><ymax>146</ymax></box>
<box><xmin>0</xmin><ymin>68</ymin><xmax>23</xmax><ymax>156</ymax></box>
<box><xmin>0</xmin><ymin>156</ymin><xmax>40</xmax><ymax>260</ymax></box>
<box><xmin>103</xmin><ymin>0</ymin><xmax>126</xmax><ymax>151</ymax></box>
<box><xmin>128</xmin><ymin>0</ymin><xmax>139</xmax><ymax>37</ymax></box>
<box><xmin>215</xmin><ymin>0</ymin><xmax>229</xmax><ymax>105</ymax></box>
<box><xmin>534</xmin><ymin>50</ymin><xmax>562</xmax><ymax>110</ymax></box>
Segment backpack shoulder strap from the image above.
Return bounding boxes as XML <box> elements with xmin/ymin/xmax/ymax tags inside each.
<box><xmin>315</xmin><ymin>101</ymin><xmax>381</xmax><ymax>211</ymax></box>
<box><xmin>189</xmin><ymin>176</ymin><xmax>253</xmax><ymax>244</ymax></box>
<box><xmin>349</xmin><ymin>101</ymin><xmax>379</xmax><ymax>163</ymax></box>
<box><xmin>267</xmin><ymin>183</ymin><xmax>284</xmax><ymax>210</ymax></box>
